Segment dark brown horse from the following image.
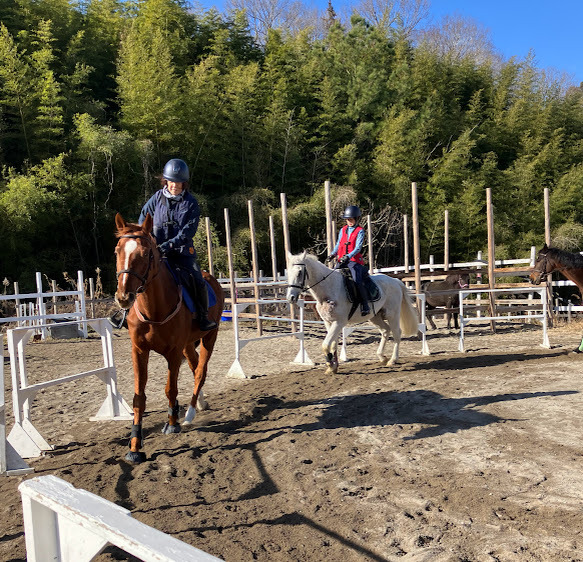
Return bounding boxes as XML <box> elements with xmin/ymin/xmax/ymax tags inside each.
<box><xmin>114</xmin><ymin>213</ymin><xmax>224</xmax><ymax>462</ymax></box>
<box><xmin>530</xmin><ymin>244</ymin><xmax>583</xmax><ymax>294</ymax></box>
<box><xmin>422</xmin><ymin>272</ymin><xmax>470</xmax><ymax>329</ymax></box>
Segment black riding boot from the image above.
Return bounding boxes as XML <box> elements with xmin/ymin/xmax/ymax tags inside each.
<box><xmin>357</xmin><ymin>283</ymin><xmax>370</xmax><ymax>315</ymax></box>
<box><xmin>194</xmin><ymin>280</ymin><xmax>217</xmax><ymax>331</ymax></box>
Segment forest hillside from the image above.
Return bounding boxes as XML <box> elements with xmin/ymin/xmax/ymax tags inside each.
<box><xmin>1</xmin><ymin>0</ymin><xmax>582</xmax><ymax>289</ymax></box>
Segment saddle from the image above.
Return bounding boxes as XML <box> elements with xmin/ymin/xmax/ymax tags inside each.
<box><xmin>340</xmin><ymin>269</ymin><xmax>381</xmax><ymax>319</ymax></box>
<box><xmin>165</xmin><ymin>262</ymin><xmax>216</xmax><ymax>315</ymax></box>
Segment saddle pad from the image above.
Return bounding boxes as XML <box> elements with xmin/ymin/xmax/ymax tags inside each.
<box><xmin>341</xmin><ymin>270</ymin><xmax>381</xmax><ymax>303</ymax></box>
<box><xmin>165</xmin><ymin>262</ymin><xmax>216</xmax><ymax>315</ymax></box>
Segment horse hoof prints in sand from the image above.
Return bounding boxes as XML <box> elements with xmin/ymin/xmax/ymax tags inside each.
<box><xmin>114</xmin><ymin>213</ymin><xmax>224</xmax><ymax>463</ymax></box>
<box><xmin>286</xmin><ymin>252</ymin><xmax>418</xmax><ymax>374</ymax></box>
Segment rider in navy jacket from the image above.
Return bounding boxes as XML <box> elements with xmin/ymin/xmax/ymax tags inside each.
<box><xmin>138</xmin><ymin>159</ymin><xmax>217</xmax><ymax>331</ymax></box>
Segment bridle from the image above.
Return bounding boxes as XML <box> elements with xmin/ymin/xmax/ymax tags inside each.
<box><xmin>531</xmin><ymin>252</ymin><xmax>552</xmax><ymax>282</ymax></box>
<box><xmin>287</xmin><ymin>262</ymin><xmax>338</xmax><ymax>293</ymax></box>
<box><xmin>116</xmin><ymin>234</ymin><xmax>156</xmax><ymax>294</ymax></box>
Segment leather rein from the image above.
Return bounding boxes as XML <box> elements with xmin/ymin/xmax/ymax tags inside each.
<box><xmin>116</xmin><ymin>234</ymin><xmax>183</xmax><ymax>325</ymax></box>
<box><xmin>287</xmin><ymin>262</ymin><xmax>339</xmax><ymax>293</ymax></box>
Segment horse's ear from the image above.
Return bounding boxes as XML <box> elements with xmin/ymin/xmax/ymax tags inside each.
<box><xmin>115</xmin><ymin>213</ymin><xmax>126</xmax><ymax>232</ymax></box>
<box><xmin>142</xmin><ymin>213</ymin><xmax>153</xmax><ymax>234</ymax></box>
<box><xmin>542</xmin><ymin>243</ymin><xmax>548</xmax><ymax>250</ymax></box>
<box><xmin>301</xmin><ymin>250</ymin><xmax>307</xmax><ymax>260</ymax></box>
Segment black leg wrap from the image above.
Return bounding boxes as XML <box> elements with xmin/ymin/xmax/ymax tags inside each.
<box><xmin>129</xmin><ymin>424</ymin><xmax>143</xmax><ymax>447</ymax></box>
<box><xmin>167</xmin><ymin>400</ymin><xmax>180</xmax><ymax>419</ymax></box>
<box><xmin>125</xmin><ymin>424</ymin><xmax>147</xmax><ymax>463</ymax></box>
<box><xmin>162</xmin><ymin>400</ymin><xmax>182</xmax><ymax>434</ymax></box>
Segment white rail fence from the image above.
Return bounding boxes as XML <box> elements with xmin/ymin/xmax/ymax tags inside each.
<box><xmin>227</xmin><ymin>298</ymin><xmax>314</xmax><ymax>379</ymax></box>
<box><xmin>1</xmin><ymin>271</ymin><xmax>87</xmax><ymax>339</ymax></box>
<box><xmin>458</xmin><ymin>287</ymin><xmax>550</xmax><ymax>352</ymax></box>
<box><xmin>19</xmin><ymin>475</ymin><xmax>223</xmax><ymax>562</ymax></box>
<box><xmin>7</xmin><ymin>318</ymin><xmax>133</xmax><ymax>459</ymax></box>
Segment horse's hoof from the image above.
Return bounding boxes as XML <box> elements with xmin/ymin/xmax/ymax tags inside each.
<box><xmin>183</xmin><ymin>406</ymin><xmax>196</xmax><ymax>425</ymax></box>
<box><xmin>125</xmin><ymin>451</ymin><xmax>147</xmax><ymax>463</ymax></box>
<box><xmin>162</xmin><ymin>422</ymin><xmax>182</xmax><ymax>434</ymax></box>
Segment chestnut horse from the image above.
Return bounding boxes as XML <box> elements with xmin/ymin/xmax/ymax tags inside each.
<box><xmin>114</xmin><ymin>213</ymin><xmax>224</xmax><ymax>463</ymax></box>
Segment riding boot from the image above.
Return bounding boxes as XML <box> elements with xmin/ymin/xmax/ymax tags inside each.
<box><xmin>357</xmin><ymin>283</ymin><xmax>370</xmax><ymax>315</ymax></box>
<box><xmin>194</xmin><ymin>280</ymin><xmax>217</xmax><ymax>331</ymax></box>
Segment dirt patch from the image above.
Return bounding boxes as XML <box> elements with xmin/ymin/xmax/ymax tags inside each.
<box><xmin>2</xmin><ymin>319</ymin><xmax>583</xmax><ymax>561</ymax></box>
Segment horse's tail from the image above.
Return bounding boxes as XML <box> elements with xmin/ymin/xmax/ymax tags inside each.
<box><xmin>399</xmin><ymin>281</ymin><xmax>419</xmax><ymax>337</ymax></box>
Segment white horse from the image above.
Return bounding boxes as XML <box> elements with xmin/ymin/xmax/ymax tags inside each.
<box><xmin>286</xmin><ymin>252</ymin><xmax>419</xmax><ymax>374</ymax></box>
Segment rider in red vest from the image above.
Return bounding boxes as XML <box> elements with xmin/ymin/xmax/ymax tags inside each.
<box><xmin>327</xmin><ymin>205</ymin><xmax>370</xmax><ymax>315</ymax></box>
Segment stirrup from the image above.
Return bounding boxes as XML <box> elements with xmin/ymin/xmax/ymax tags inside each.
<box><xmin>198</xmin><ymin>316</ymin><xmax>217</xmax><ymax>331</ymax></box>
<box><xmin>108</xmin><ymin>308</ymin><xmax>128</xmax><ymax>329</ymax></box>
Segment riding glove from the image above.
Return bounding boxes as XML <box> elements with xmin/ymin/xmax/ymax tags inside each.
<box><xmin>339</xmin><ymin>255</ymin><xmax>350</xmax><ymax>265</ymax></box>
<box><xmin>158</xmin><ymin>241</ymin><xmax>171</xmax><ymax>255</ymax></box>
<box><xmin>326</xmin><ymin>254</ymin><xmax>336</xmax><ymax>262</ymax></box>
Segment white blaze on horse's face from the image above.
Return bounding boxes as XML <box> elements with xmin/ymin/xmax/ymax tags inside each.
<box><xmin>115</xmin><ymin>238</ymin><xmax>141</xmax><ymax>308</ymax></box>
<box><xmin>120</xmin><ymin>239</ymin><xmax>138</xmax><ymax>286</ymax></box>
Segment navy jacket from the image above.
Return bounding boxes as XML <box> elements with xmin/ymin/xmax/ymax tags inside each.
<box><xmin>139</xmin><ymin>190</ymin><xmax>200</xmax><ymax>258</ymax></box>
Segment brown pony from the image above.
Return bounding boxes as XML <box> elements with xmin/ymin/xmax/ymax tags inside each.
<box><xmin>422</xmin><ymin>272</ymin><xmax>470</xmax><ymax>329</ymax></box>
<box><xmin>530</xmin><ymin>244</ymin><xmax>583</xmax><ymax>294</ymax></box>
<box><xmin>530</xmin><ymin>244</ymin><xmax>583</xmax><ymax>352</ymax></box>
<box><xmin>114</xmin><ymin>213</ymin><xmax>224</xmax><ymax>463</ymax></box>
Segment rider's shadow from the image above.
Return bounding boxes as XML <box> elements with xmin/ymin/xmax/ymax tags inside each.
<box><xmin>283</xmin><ymin>389</ymin><xmax>578</xmax><ymax>440</ymax></box>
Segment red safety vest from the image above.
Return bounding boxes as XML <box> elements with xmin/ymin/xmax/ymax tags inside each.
<box><xmin>337</xmin><ymin>225</ymin><xmax>365</xmax><ymax>265</ymax></box>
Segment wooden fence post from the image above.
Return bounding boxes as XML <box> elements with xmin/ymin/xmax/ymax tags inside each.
<box><xmin>486</xmin><ymin>188</ymin><xmax>496</xmax><ymax>332</ymax></box>
<box><xmin>205</xmin><ymin>217</ymin><xmax>214</xmax><ymax>277</ymax></box>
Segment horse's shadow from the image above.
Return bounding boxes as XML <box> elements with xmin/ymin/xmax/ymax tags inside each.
<box><xmin>199</xmin><ymin>387</ymin><xmax>577</xmax><ymax>441</ymax></box>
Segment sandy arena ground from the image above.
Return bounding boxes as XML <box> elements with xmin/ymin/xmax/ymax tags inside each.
<box><xmin>2</xmin><ymin>317</ymin><xmax>583</xmax><ymax>561</ymax></box>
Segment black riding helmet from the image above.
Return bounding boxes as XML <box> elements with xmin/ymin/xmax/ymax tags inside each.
<box><xmin>342</xmin><ymin>205</ymin><xmax>362</xmax><ymax>219</ymax></box>
<box><xmin>163</xmin><ymin>158</ymin><xmax>189</xmax><ymax>183</ymax></box>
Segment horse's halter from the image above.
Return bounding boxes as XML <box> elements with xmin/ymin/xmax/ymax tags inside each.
<box><xmin>457</xmin><ymin>277</ymin><xmax>469</xmax><ymax>289</ymax></box>
<box><xmin>116</xmin><ymin>234</ymin><xmax>156</xmax><ymax>294</ymax></box>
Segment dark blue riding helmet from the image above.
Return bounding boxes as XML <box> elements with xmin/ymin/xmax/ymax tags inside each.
<box><xmin>163</xmin><ymin>159</ymin><xmax>189</xmax><ymax>183</ymax></box>
<box><xmin>342</xmin><ymin>205</ymin><xmax>362</xmax><ymax>219</ymax></box>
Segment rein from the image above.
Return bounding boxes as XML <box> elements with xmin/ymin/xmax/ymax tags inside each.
<box><xmin>288</xmin><ymin>262</ymin><xmax>339</xmax><ymax>293</ymax></box>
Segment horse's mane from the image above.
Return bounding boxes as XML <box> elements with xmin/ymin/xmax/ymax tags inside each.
<box><xmin>545</xmin><ymin>246</ymin><xmax>583</xmax><ymax>269</ymax></box>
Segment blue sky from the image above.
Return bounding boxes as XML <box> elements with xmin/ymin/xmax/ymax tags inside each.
<box><xmin>196</xmin><ymin>0</ymin><xmax>583</xmax><ymax>86</ymax></box>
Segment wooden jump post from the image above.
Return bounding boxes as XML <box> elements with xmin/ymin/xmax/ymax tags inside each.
<box><xmin>411</xmin><ymin>182</ymin><xmax>422</xmax><ymax>300</ymax></box>
<box><xmin>223</xmin><ymin>208</ymin><xmax>237</xmax><ymax>316</ymax></box>
<box><xmin>205</xmin><ymin>217</ymin><xmax>214</xmax><ymax>277</ymax></box>
<box><xmin>280</xmin><ymin>192</ymin><xmax>296</xmax><ymax>332</ymax></box>
<box><xmin>247</xmin><ymin>200</ymin><xmax>262</xmax><ymax>336</ymax></box>
<box><xmin>444</xmin><ymin>209</ymin><xmax>450</xmax><ymax>271</ymax></box>
<box><xmin>486</xmin><ymin>188</ymin><xmax>497</xmax><ymax>331</ymax></box>
<box><xmin>324</xmin><ymin>180</ymin><xmax>334</xmax><ymax>255</ymax></box>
